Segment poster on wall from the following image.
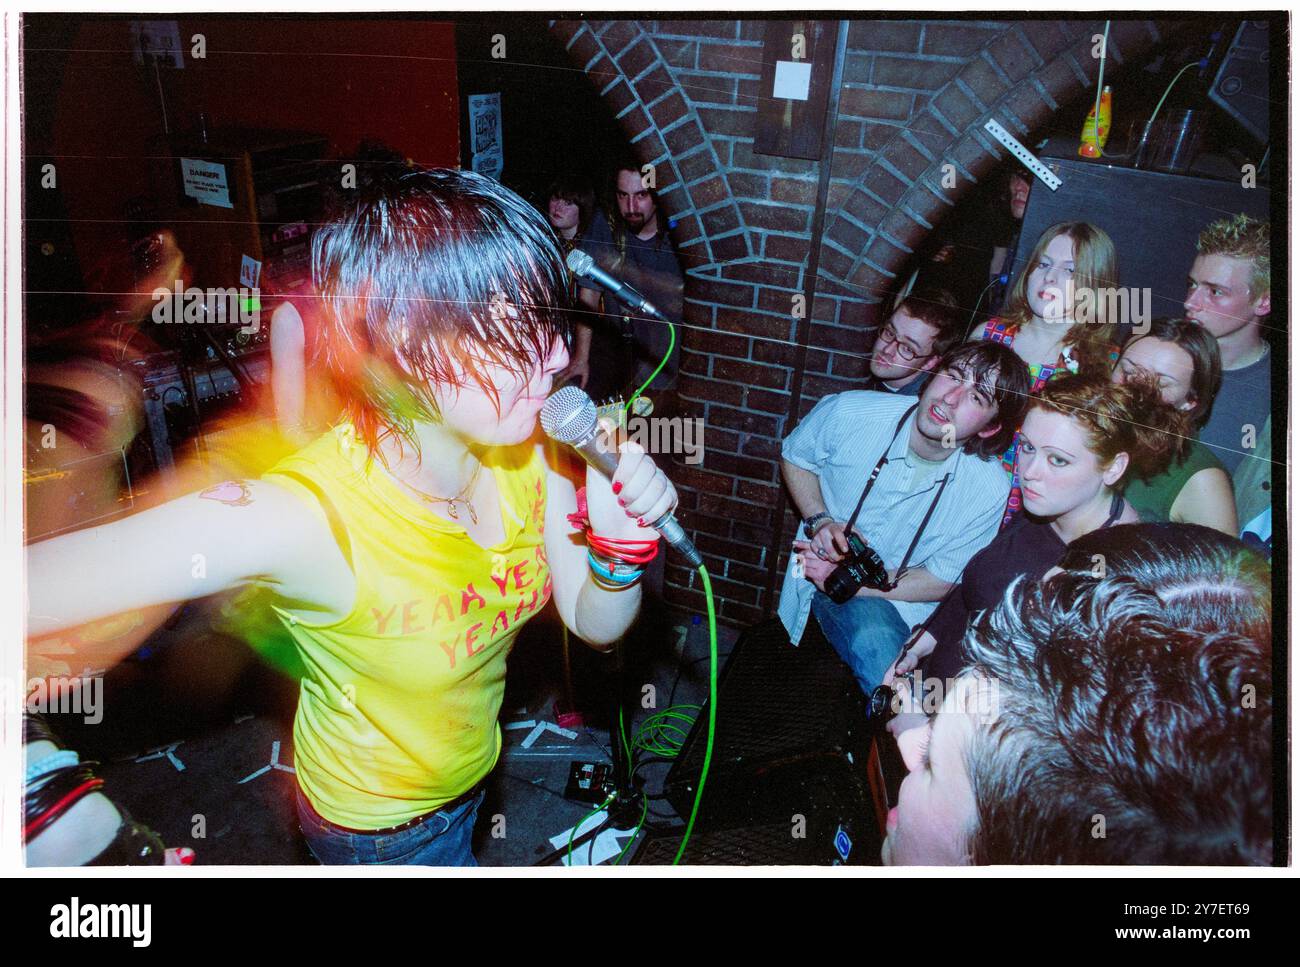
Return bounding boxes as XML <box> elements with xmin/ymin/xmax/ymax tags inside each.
<box><xmin>129</xmin><ymin>20</ymin><xmax>185</xmax><ymax>68</ymax></box>
<box><xmin>468</xmin><ymin>92</ymin><xmax>503</xmax><ymax>180</ymax></box>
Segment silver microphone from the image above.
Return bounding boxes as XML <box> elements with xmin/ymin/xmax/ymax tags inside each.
<box><xmin>541</xmin><ymin>385</ymin><xmax>703</xmax><ymax>568</ymax></box>
<box><xmin>565</xmin><ymin>248</ymin><xmax>668</xmax><ymax>322</ymax></box>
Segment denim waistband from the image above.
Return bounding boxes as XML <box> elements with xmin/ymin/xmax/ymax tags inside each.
<box><xmin>299</xmin><ymin>781</ymin><xmax>483</xmax><ymax>836</ymax></box>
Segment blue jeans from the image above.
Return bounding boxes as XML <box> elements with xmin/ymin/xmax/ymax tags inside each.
<box><xmin>810</xmin><ymin>591</ymin><xmax>911</xmax><ymax>695</ymax></box>
<box><xmin>295</xmin><ymin>783</ymin><xmax>484</xmax><ymax>866</ymax></box>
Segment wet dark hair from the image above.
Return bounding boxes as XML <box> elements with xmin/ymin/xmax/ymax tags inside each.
<box><xmin>311</xmin><ymin>167</ymin><xmax>572</xmax><ymax>459</ymax></box>
<box><xmin>932</xmin><ymin>341</ymin><xmax>1032</xmax><ymax>459</ymax></box>
<box><xmin>1118</xmin><ymin>317</ymin><xmax>1223</xmax><ymax>428</ymax></box>
<box><xmin>1054</xmin><ymin>522</ymin><xmax>1271</xmax><ymax>643</ymax></box>
<box><xmin>962</xmin><ymin>524</ymin><xmax>1273</xmax><ymax>864</ymax></box>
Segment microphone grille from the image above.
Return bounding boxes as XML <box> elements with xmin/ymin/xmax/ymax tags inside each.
<box><xmin>565</xmin><ymin>248</ymin><xmax>594</xmax><ymax>277</ymax></box>
<box><xmin>540</xmin><ymin>385</ymin><xmax>598</xmax><ymax>444</ymax></box>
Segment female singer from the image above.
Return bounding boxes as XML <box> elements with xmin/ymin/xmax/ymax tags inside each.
<box><xmin>27</xmin><ymin>168</ymin><xmax>675</xmax><ymax>866</ymax></box>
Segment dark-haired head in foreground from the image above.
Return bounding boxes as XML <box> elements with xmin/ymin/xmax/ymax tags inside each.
<box><xmin>884</xmin><ymin>523</ymin><xmax>1272</xmax><ymax>865</ymax></box>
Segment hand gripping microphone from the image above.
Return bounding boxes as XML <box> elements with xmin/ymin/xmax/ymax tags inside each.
<box><xmin>541</xmin><ymin>384</ymin><xmax>703</xmax><ymax>568</ymax></box>
<box><xmin>565</xmin><ymin>248</ymin><xmax>669</xmax><ymax>322</ymax></box>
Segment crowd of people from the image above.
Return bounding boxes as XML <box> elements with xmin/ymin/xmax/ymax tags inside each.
<box><xmin>780</xmin><ymin>209</ymin><xmax>1274</xmax><ymax>864</ymax></box>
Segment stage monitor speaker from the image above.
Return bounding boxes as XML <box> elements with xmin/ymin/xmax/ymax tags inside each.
<box><xmin>1209</xmin><ymin>20</ymin><xmax>1270</xmax><ymax>144</ymax></box>
<box><xmin>663</xmin><ymin>617</ymin><xmax>874</xmax><ymax>834</ymax></box>
<box><xmin>1010</xmin><ymin>155</ymin><xmax>1269</xmax><ymax>334</ymax></box>
<box><xmin>634</xmin><ymin>752</ymin><xmax>876</xmax><ymax>865</ymax></box>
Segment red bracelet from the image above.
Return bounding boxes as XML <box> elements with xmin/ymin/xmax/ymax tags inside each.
<box><xmin>24</xmin><ymin>777</ymin><xmax>103</xmax><ymax>840</ymax></box>
<box><xmin>588</xmin><ymin>531</ymin><xmax>659</xmax><ymax>565</ymax></box>
<box><xmin>568</xmin><ymin>488</ymin><xmax>659</xmax><ymax>565</ymax></box>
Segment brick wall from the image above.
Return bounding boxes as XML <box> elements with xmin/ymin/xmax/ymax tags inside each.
<box><xmin>548</xmin><ymin>17</ymin><xmax>1179</xmax><ymax>626</ymax></box>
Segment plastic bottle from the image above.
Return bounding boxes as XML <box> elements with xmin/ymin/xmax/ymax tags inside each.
<box><xmin>1078</xmin><ymin>85</ymin><xmax>1113</xmax><ymax>158</ymax></box>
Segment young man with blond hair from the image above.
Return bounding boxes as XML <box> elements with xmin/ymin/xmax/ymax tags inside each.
<box><xmin>1183</xmin><ymin>214</ymin><xmax>1271</xmax><ymax>477</ymax></box>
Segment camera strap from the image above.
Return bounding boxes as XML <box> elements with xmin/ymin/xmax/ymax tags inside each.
<box><xmin>842</xmin><ymin>402</ymin><xmax>953</xmax><ymax>591</ymax></box>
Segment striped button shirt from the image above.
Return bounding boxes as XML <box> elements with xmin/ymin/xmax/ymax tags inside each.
<box><xmin>778</xmin><ymin>391</ymin><xmax>1010</xmax><ymax>645</ymax></box>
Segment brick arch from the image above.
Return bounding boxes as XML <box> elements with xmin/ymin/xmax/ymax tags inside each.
<box><xmin>548</xmin><ymin>19</ymin><xmax>748</xmax><ymax>270</ymax></box>
<box><xmin>550</xmin><ymin>18</ymin><xmax>1189</xmax><ymax>296</ymax></box>
<box><xmin>826</xmin><ymin>19</ymin><xmax>1179</xmax><ymax>302</ymax></box>
<box><xmin>544</xmin><ymin>17</ymin><xmax>1195</xmax><ymax>625</ymax></box>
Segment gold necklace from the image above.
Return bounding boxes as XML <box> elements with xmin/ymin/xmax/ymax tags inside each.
<box><xmin>402</xmin><ymin>459</ymin><xmax>483</xmax><ymax>526</ymax></box>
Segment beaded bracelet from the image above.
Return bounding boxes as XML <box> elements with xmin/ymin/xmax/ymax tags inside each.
<box><xmin>26</xmin><ymin>749</ymin><xmax>80</xmax><ymax>786</ymax></box>
<box><xmin>588</xmin><ymin>550</ymin><xmax>645</xmax><ymax>589</ymax></box>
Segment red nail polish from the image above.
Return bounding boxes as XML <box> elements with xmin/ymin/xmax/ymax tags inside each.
<box><xmin>637</xmin><ymin>518</ymin><xmax>645</xmax><ymax>527</ymax></box>
<box><xmin>612</xmin><ymin>481</ymin><xmax>623</xmax><ymax>495</ymax></box>
<box><xmin>618</xmin><ymin>497</ymin><xmax>626</xmax><ymax>506</ymax></box>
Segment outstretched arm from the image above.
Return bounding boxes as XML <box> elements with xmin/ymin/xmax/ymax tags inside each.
<box><xmin>27</xmin><ymin>479</ymin><xmax>338</xmax><ymax>645</ymax></box>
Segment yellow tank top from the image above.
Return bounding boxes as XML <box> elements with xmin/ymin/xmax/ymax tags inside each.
<box><xmin>263</xmin><ymin>423</ymin><xmax>552</xmax><ymax>829</ymax></box>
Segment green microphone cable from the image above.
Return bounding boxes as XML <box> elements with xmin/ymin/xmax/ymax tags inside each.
<box><xmin>568</xmin><ymin>790</ymin><xmax>617</xmax><ymax>866</ymax></box>
<box><xmin>625</xmin><ymin>317</ymin><xmax>676</xmax><ymax>420</ymax></box>
<box><xmin>673</xmin><ymin>564</ymin><xmax>718</xmax><ymax>865</ymax></box>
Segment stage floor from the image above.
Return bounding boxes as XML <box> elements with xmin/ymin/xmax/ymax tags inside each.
<box><xmin>36</xmin><ymin>596</ymin><xmax>739</xmax><ymax>867</ymax></box>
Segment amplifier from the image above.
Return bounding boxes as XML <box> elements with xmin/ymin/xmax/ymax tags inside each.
<box><xmin>132</xmin><ymin>350</ymin><xmax>272</xmax><ymax>481</ymax></box>
<box><xmin>663</xmin><ymin>617</ymin><xmax>876</xmax><ymax>842</ymax></box>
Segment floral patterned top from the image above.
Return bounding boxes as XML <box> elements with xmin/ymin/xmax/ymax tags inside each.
<box><xmin>980</xmin><ymin>318</ymin><xmax>1114</xmax><ymax>525</ymax></box>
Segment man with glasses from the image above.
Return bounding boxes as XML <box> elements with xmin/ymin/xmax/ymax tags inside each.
<box><xmin>865</xmin><ymin>289</ymin><xmax>964</xmax><ymax>396</ymax></box>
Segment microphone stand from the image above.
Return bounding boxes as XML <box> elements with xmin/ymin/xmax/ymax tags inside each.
<box><xmin>606</xmin><ymin>635</ymin><xmax>643</xmax><ymax>827</ymax></box>
<box><xmin>532</xmin><ymin>632</ymin><xmax>676</xmax><ymax>867</ymax></box>
<box><xmin>530</xmin><ymin>633</ymin><xmax>643</xmax><ymax>867</ymax></box>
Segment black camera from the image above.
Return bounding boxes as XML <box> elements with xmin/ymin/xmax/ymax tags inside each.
<box><xmin>866</xmin><ymin>683</ymin><xmax>901</xmax><ymax>727</ymax></box>
<box><xmin>823</xmin><ymin>533</ymin><xmax>893</xmax><ymax>603</ymax></box>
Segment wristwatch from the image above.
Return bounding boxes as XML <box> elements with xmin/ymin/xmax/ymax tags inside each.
<box><xmin>803</xmin><ymin>512</ymin><xmax>833</xmax><ymax>539</ymax></box>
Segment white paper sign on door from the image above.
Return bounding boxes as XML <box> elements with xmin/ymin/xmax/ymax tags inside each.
<box><xmin>180</xmin><ymin>157</ymin><xmax>233</xmax><ymax>209</ymax></box>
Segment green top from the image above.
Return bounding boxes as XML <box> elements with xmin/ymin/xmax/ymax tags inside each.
<box><xmin>1126</xmin><ymin>439</ymin><xmax>1225</xmax><ymax>524</ymax></box>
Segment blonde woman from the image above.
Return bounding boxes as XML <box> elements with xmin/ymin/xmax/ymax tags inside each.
<box><xmin>978</xmin><ymin>222</ymin><xmax>1121</xmax><ymax>520</ymax></box>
